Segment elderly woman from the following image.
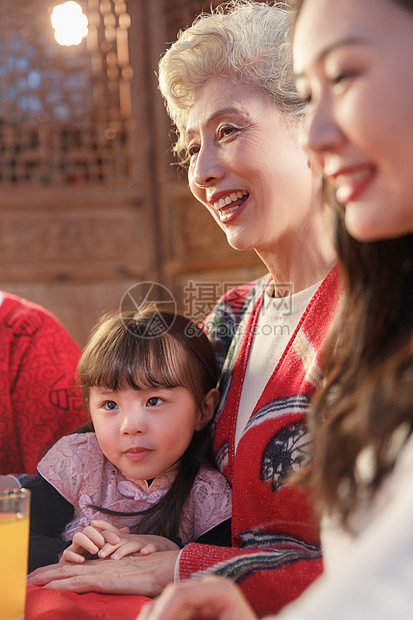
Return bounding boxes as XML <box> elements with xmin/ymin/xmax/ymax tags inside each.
<box><xmin>28</xmin><ymin>2</ymin><xmax>338</xmax><ymax>616</ymax></box>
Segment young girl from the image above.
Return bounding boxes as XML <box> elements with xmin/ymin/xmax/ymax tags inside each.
<box><xmin>14</xmin><ymin>308</ymin><xmax>231</xmax><ymax>572</ymax></box>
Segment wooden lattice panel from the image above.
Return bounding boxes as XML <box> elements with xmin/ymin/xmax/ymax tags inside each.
<box><xmin>165</xmin><ymin>0</ymin><xmax>223</xmax><ymax>40</ymax></box>
<box><xmin>0</xmin><ymin>0</ymin><xmax>134</xmax><ymax>186</ymax></box>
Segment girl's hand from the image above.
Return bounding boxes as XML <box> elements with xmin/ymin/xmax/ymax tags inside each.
<box><xmin>136</xmin><ymin>576</ymin><xmax>258</xmax><ymax>620</ymax></box>
<box><xmin>61</xmin><ymin>519</ymin><xmax>179</xmax><ymax>563</ymax></box>
<box><xmin>61</xmin><ymin>520</ymin><xmax>131</xmax><ymax>564</ymax></box>
<box><xmin>91</xmin><ymin>520</ymin><xmax>180</xmax><ymax>560</ymax></box>
<box><xmin>114</xmin><ymin>535</ymin><xmax>180</xmax><ymax>559</ymax></box>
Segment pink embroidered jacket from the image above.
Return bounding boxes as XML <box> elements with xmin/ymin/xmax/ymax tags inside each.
<box><xmin>38</xmin><ymin>433</ymin><xmax>232</xmax><ymax>545</ymax></box>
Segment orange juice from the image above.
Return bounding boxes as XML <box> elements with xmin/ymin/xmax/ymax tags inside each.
<box><xmin>0</xmin><ymin>512</ymin><xmax>29</xmax><ymax>619</ymax></box>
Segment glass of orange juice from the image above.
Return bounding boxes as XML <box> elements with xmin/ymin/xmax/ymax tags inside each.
<box><xmin>0</xmin><ymin>488</ymin><xmax>30</xmax><ymax>620</ymax></box>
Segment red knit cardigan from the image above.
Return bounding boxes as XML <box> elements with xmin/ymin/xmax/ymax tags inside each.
<box><xmin>178</xmin><ymin>267</ymin><xmax>340</xmax><ymax>618</ymax></box>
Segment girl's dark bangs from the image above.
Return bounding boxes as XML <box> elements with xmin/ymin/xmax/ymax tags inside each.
<box><xmin>82</xmin><ymin>328</ymin><xmax>189</xmax><ymax>393</ymax></box>
<box><xmin>126</xmin><ymin>334</ymin><xmax>188</xmax><ymax>391</ymax></box>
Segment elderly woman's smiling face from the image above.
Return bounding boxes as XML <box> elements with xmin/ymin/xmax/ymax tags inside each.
<box><xmin>185</xmin><ymin>76</ymin><xmax>313</xmax><ymax>255</ymax></box>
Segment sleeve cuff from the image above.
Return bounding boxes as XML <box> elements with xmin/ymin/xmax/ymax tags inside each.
<box><xmin>174</xmin><ymin>548</ymin><xmax>184</xmax><ymax>583</ymax></box>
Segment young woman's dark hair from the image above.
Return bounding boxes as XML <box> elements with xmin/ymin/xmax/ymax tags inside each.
<box><xmin>78</xmin><ymin>307</ymin><xmax>219</xmax><ymax>538</ymax></box>
<box><xmin>307</xmin><ymin>204</ymin><xmax>413</xmax><ymax>526</ymax></box>
<box><xmin>289</xmin><ymin>0</ymin><xmax>413</xmax><ymax>529</ymax></box>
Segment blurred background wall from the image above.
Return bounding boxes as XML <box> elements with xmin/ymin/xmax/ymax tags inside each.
<box><xmin>0</xmin><ymin>0</ymin><xmax>264</xmax><ymax>346</ymax></box>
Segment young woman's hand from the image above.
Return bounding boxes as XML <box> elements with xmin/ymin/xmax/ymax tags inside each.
<box><xmin>61</xmin><ymin>519</ymin><xmax>179</xmax><ymax>563</ymax></box>
<box><xmin>136</xmin><ymin>576</ymin><xmax>258</xmax><ymax>620</ymax></box>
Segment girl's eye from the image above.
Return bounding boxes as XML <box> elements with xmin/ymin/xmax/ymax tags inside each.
<box><xmin>146</xmin><ymin>397</ymin><xmax>163</xmax><ymax>407</ymax></box>
<box><xmin>103</xmin><ymin>400</ymin><xmax>118</xmax><ymax>410</ymax></box>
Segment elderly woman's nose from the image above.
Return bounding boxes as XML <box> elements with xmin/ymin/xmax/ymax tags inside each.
<box><xmin>192</xmin><ymin>145</ymin><xmax>224</xmax><ymax>187</ymax></box>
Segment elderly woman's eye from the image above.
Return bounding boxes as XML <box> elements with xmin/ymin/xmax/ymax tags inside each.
<box><xmin>218</xmin><ymin>125</ymin><xmax>236</xmax><ymax>138</ymax></box>
<box><xmin>188</xmin><ymin>144</ymin><xmax>200</xmax><ymax>157</ymax></box>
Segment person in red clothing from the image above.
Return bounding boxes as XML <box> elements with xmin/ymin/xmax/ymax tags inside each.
<box><xmin>27</xmin><ymin>2</ymin><xmax>338</xmax><ymax>616</ymax></box>
<box><xmin>0</xmin><ymin>290</ymin><xmax>85</xmax><ymax>474</ymax></box>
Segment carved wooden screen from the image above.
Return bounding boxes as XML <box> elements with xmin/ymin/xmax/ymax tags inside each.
<box><xmin>0</xmin><ymin>0</ymin><xmax>265</xmax><ymax>344</ymax></box>
<box><xmin>0</xmin><ymin>0</ymin><xmax>156</xmax><ymax>346</ymax></box>
<box><xmin>0</xmin><ymin>0</ymin><xmax>134</xmax><ymax>187</ymax></box>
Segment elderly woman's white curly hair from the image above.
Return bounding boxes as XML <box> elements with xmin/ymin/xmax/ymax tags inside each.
<box><xmin>158</xmin><ymin>0</ymin><xmax>303</xmax><ymax>162</ymax></box>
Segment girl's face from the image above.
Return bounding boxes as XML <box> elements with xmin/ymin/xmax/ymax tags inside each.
<box><xmin>89</xmin><ymin>385</ymin><xmax>211</xmax><ymax>482</ymax></box>
<box><xmin>294</xmin><ymin>0</ymin><xmax>413</xmax><ymax>241</ymax></box>
<box><xmin>186</xmin><ymin>75</ymin><xmax>313</xmax><ymax>255</ymax></box>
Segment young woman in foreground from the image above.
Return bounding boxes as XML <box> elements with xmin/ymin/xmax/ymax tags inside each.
<box><xmin>136</xmin><ymin>0</ymin><xmax>413</xmax><ymax>617</ymax></box>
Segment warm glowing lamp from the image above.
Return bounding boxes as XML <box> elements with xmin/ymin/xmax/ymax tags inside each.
<box><xmin>51</xmin><ymin>1</ymin><xmax>88</xmax><ymax>46</ymax></box>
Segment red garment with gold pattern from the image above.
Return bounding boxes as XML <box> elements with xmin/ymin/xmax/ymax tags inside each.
<box><xmin>0</xmin><ymin>291</ymin><xmax>85</xmax><ymax>474</ymax></box>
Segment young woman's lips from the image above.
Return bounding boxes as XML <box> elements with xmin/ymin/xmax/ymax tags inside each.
<box><xmin>123</xmin><ymin>447</ymin><xmax>152</xmax><ymax>461</ymax></box>
<box><xmin>332</xmin><ymin>167</ymin><xmax>375</xmax><ymax>204</ymax></box>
